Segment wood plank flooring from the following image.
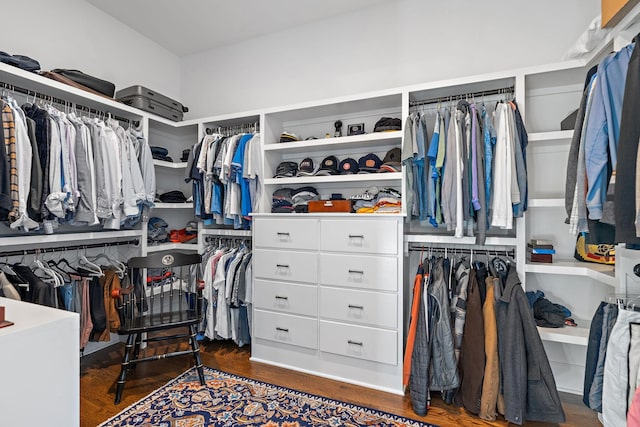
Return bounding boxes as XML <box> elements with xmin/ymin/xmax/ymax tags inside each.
<box><xmin>81</xmin><ymin>338</ymin><xmax>600</xmax><ymax>427</ymax></box>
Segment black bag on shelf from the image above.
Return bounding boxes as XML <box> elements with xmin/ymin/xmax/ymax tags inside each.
<box><xmin>51</xmin><ymin>69</ymin><xmax>116</xmax><ymax>98</ymax></box>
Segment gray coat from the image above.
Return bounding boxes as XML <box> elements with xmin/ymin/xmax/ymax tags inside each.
<box><xmin>495</xmin><ymin>267</ymin><xmax>566</xmax><ymax>425</ymax></box>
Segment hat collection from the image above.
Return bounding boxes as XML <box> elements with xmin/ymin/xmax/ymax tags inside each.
<box><xmin>274</xmin><ymin>148</ymin><xmax>401</xmax><ymax>178</ymax></box>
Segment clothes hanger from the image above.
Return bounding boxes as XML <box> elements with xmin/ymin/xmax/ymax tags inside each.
<box><xmin>76</xmin><ymin>247</ymin><xmax>104</xmax><ymax>277</ymax></box>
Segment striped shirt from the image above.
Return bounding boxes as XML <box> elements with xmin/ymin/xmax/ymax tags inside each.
<box><xmin>2</xmin><ymin>103</ymin><xmax>18</xmax><ymax>221</ymax></box>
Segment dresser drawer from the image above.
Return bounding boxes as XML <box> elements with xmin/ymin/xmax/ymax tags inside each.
<box><xmin>319</xmin><ymin>320</ymin><xmax>397</xmax><ymax>365</ymax></box>
<box><xmin>319</xmin><ymin>253</ymin><xmax>397</xmax><ymax>291</ymax></box>
<box><xmin>254</xmin><ymin>279</ymin><xmax>317</xmax><ymax>316</ymax></box>
<box><xmin>254</xmin><ymin>218</ymin><xmax>318</xmax><ymax>250</ymax></box>
<box><xmin>320</xmin><ymin>219</ymin><xmax>398</xmax><ymax>254</ymax></box>
<box><xmin>253</xmin><ymin>249</ymin><xmax>317</xmax><ymax>284</ymax></box>
<box><xmin>319</xmin><ymin>287</ymin><xmax>396</xmax><ymax>328</ymax></box>
<box><xmin>254</xmin><ymin>309</ymin><xmax>317</xmax><ymax>350</ymax></box>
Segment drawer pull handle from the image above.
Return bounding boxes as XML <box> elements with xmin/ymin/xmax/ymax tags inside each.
<box><xmin>348</xmin><ymin>304</ymin><xmax>364</xmax><ymax>310</ymax></box>
<box><xmin>348</xmin><ymin>340</ymin><xmax>363</xmax><ymax>346</ymax></box>
<box><xmin>276</xmin><ymin>264</ymin><xmax>290</xmax><ymax>268</ymax></box>
<box><xmin>348</xmin><ymin>234</ymin><xmax>364</xmax><ymax>239</ymax></box>
<box><xmin>276</xmin><ymin>327</ymin><xmax>289</xmax><ymax>332</ymax></box>
<box><xmin>277</xmin><ymin>232</ymin><xmax>290</xmax><ymax>236</ymax></box>
<box><xmin>348</xmin><ymin>269</ymin><xmax>364</xmax><ymax>274</ymax></box>
<box><xmin>275</xmin><ymin>295</ymin><xmax>289</xmax><ymax>300</ymax></box>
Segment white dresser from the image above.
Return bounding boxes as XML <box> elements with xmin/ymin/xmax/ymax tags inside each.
<box><xmin>251</xmin><ymin>215</ymin><xmax>404</xmax><ymax>394</ymax></box>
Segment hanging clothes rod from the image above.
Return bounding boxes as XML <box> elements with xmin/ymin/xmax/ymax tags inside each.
<box><xmin>0</xmin><ymin>81</ymin><xmax>139</xmax><ymax>126</ymax></box>
<box><xmin>0</xmin><ymin>239</ymin><xmax>139</xmax><ymax>258</ymax></box>
<box><xmin>204</xmin><ymin>235</ymin><xmax>251</xmax><ymax>243</ymax></box>
<box><xmin>408</xmin><ymin>245</ymin><xmax>515</xmax><ymax>258</ymax></box>
<box><xmin>409</xmin><ymin>86</ymin><xmax>515</xmax><ymax>108</ymax></box>
<box><xmin>205</xmin><ymin>122</ymin><xmax>259</xmax><ymax>135</ymax></box>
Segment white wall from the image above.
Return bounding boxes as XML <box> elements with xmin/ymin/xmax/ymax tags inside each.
<box><xmin>3</xmin><ymin>0</ymin><xmax>181</xmax><ymax>101</ymax></box>
<box><xmin>181</xmin><ymin>0</ymin><xmax>600</xmax><ymax>118</ymax></box>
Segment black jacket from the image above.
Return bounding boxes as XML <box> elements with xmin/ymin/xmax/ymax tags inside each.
<box><xmin>495</xmin><ymin>267</ymin><xmax>565</xmax><ymax>425</ymax></box>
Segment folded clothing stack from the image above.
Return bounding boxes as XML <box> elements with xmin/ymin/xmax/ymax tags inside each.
<box><xmin>158</xmin><ymin>191</ymin><xmax>187</xmax><ymax>203</ymax></box>
<box><xmin>150</xmin><ymin>146</ymin><xmax>173</xmax><ymax>162</ymax></box>
<box><xmin>351</xmin><ymin>186</ymin><xmax>402</xmax><ymax>214</ymax></box>
<box><xmin>272</xmin><ymin>187</ymin><xmax>319</xmax><ymax>213</ymax></box>
<box><xmin>169</xmin><ymin>220</ymin><xmax>198</xmax><ymax>243</ymax></box>
<box><xmin>0</xmin><ymin>51</ymin><xmax>40</xmax><ymax>72</ymax></box>
<box><xmin>148</xmin><ymin>217</ymin><xmax>169</xmax><ymax>245</ymax></box>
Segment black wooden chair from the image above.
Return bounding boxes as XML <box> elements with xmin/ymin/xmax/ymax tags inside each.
<box><xmin>111</xmin><ymin>251</ymin><xmax>206</xmax><ymax>404</ymax></box>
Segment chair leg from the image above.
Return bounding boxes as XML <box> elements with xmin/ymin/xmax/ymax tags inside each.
<box><xmin>131</xmin><ymin>333</ymin><xmax>142</xmax><ymax>370</ymax></box>
<box><xmin>189</xmin><ymin>324</ymin><xmax>206</xmax><ymax>386</ymax></box>
<box><xmin>115</xmin><ymin>334</ymin><xmax>136</xmax><ymax>404</ymax></box>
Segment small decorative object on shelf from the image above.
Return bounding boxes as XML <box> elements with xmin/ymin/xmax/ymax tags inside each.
<box><xmin>348</xmin><ymin>123</ymin><xmax>365</xmax><ymax>136</ymax></box>
<box><xmin>334</xmin><ymin>120</ymin><xmax>343</xmax><ymax>137</ymax></box>
<box><xmin>527</xmin><ymin>238</ymin><xmax>555</xmax><ymax>263</ymax></box>
<box><xmin>0</xmin><ymin>306</ymin><xmax>14</xmax><ymax>328</ymax></box>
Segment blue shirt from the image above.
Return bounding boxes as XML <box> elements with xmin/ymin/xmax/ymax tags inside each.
<box><xmin>585</xmin><ymin>43</ymin><xmax>634</xmax><ymax>219</ymax></box>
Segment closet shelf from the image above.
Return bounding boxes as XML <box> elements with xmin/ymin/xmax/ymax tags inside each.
<box><xmin>251</xmin><ymin>212</ymin><xmax>404</xmax><ymax>218</ymax></box>
<box><xmin>527</xmin><ymin>198</ymin><xmax>565</xmax><ymax>208</ymax></box>
<box><xmin>153</xmin><ymin>202</ymin><xmax>194</xmax><ymax>209</ymax></box>
<box><xmin>524</xmin><ymin>260</ymin><xmax>615</xmax><ymax>287</ymax></box>
<box><xmin>528</xmin><ymin>130</ymin><xmax>573</xmax><ymax>142</ymax></box>
<box><xmin>403</xmin><ymin>233</ymin><xmax>517</xmax><ymax>246</ymax></box>
<box><xmin>200</xmin><ymin>228</ymin><xmax>252</xmax><ymax>237</ymax></box>
<box><xmin>153</xmin><ymin>160</ymin><xmax>188</xmax><ymax>169</ymax></box>
<box><xmin>264</xmin><ymin>172</ymin><xmax>402</xmax><ymax>186</ymax></box>
<box><xmin>263</xmin><ymin>131</ymin><xmax>402</xmax><ymax>154</ymax></box>
<box><xmin>537</xmin><ymin>324</ymin><xmax>589</xmax><ymax>346</ymax></box>
<box><xmin>0</xmin><ymin>62</ymin><xmax>142</xmax><ymax>121</ymax></box>
<box><xmin>0</xmin><ymin>230</ymin><xmax>143</xmax><ymax>249</ymax></box>
<box><xmin>146</xmin><ymin>243</ymin><xmax>199</xmax><ymax>253</ymax></box>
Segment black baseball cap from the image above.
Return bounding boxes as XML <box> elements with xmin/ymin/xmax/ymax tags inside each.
<box><xmin>315</xmin><ymin>155</ymin><xmax>340</xmax><ymax>175</ymax></box>
<box><xmin>378</xmin><ymin>148</ymin><xmax>402</xmax><ymax>172</ymax></box>
<box><xmin>297</xmin><ymin>158</ymin><xmax>315</xmax><ymax>176</ymax></box>
<box><xmin>274</xmin><ymin>161</ymin><xmax>298</xmax><ymax>178</ymax></box>
<box><xmin>339</xmin><ymin>158</ymin><xmax>360</xmax><ymax>174</ymax></box>
<box><xmin>358</xmin><ymin>153</ymin><xmax>382</xmax><ymax>173</ymax></box>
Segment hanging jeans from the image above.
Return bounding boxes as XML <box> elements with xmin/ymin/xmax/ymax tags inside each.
<box><xmin>603</xmin><ymin>308</ymin><xmax>640</xmax><ymax>426</ymax></box>
<box><xmin>590</xmin><ymin>303</ymin><xmax>619</xmax><ymax>411</ymax></box>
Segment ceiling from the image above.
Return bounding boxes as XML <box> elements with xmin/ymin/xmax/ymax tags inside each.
<box><xmin>86</xmin><ymin>0</ymin><xmax>392</xmax><ymax>56</ymax></box>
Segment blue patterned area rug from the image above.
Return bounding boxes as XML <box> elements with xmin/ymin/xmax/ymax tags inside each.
<box><xmin>99</xmin><ymin>366</ymin><xmax>437</xmax><ymax>427</ymax></box>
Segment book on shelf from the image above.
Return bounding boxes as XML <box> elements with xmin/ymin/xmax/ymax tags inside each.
<box><xmin>530</xmin><ymin>238</ymin><xmax>554</xmax><ymax>246</ymax></box>
<box><xmin>528</xmin><ymin>247</ymin><xmax>556</xmax><ymax>255</ymax></box>
<box><xmin>527</xmin><ymin>252</ymin><xmax>553</xmax><ymax>263</ymax></box>
<box><xmin>527</xmin><ymin>242</ymin><xmax>554</xmax><ymax>250</ymax></box>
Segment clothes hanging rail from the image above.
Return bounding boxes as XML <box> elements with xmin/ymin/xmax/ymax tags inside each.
<box><xmin>205</xmin><ymin>122</ymin><xmax>259</xmax><ymax>136</ymax></box>
<box><xmin>0</xmin><ymin>239</ymin><xmax>139</xmax><ymax>258</ymax></box>
<box><xmin>408</xmin><ymin>245</ymin><xmax>515</xmax><ymax>258</ymax></box>
<box><xmin>409</xmin><ymin>86</ymin><xmax>515</xmax><ymax>108</ymax></box>
<box><xmin>204</xmin><ymin>235</ymin><xmax>251</xmax><ymax>244</ymax></box>
<box><xmin>0</xmin><ymin>81</ymin><xmax>139</xmax><ymax>126</ymax></box>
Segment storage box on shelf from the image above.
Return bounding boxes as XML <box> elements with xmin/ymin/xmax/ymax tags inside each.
<box><xmin>260</xmin><ymin>91</ymin><xmax>403</xmax><ymax>214</ymax></box>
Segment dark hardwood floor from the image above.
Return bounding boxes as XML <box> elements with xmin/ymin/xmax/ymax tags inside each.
<box><xmin>81</xmin><ymin>338</ymin><xmax>600</xmax><ymax>427</ymax></box>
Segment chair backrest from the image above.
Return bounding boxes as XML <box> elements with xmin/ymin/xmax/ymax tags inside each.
<box><xmin>115</xmin><ymin>251</ymin><xmax>203</xmax><ymax>327</ymax></box>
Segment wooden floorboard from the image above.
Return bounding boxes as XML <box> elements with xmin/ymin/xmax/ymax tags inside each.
<box><xmin>81</xmin><ymin>338</ymin><xmax>601</xmax><ymax>427</ymax></box>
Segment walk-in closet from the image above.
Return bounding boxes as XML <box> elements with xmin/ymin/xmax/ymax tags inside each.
<box><xmin>2</xmin><ymin>1</ymin><xmax>640</xmax><ymax>426</ymax></box>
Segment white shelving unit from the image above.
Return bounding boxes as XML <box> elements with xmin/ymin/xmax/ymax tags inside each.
<box><xmin>537</xmin><ymin>324</ymin><xmax>589</xmax><ymax>346</ymax></box>
<box><xmin>153</xmin><ymin>160</ymin><xmax>188</xmax><ymax>169</ymax></box>
<box><xmin>525</xmin><ymin>260</ymin><xmax>615</xmax><ymax>287</ymax></box>
<box><xmin>261</xmin><ymin>91</ymin><xmax>403</xmax><ymax>213</ymax></box>
<box><xmin>154</xmin><ymin>202</ymin><xmax>194</xmax><ymax>209</ymax></box>
<box><xmin>264</xmin><ymin>172</ymin><xmax>402</xmax><ymax>186</ymax></box>
<box><xmin>147</xmin><ymin>242</ymin><xmax>199</xmax><ymax>253</ymax></box>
